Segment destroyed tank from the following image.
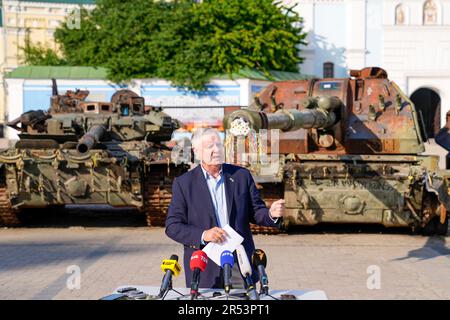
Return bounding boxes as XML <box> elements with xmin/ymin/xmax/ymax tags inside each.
<box><xmin>0</xmin><ymin>80</ymin><xmax>188</xmax><ymax>227</ymax></box>
<box><xmin>224</xmin><ymin>67</ymin><xmax>449</xmax><ymax>235</ymax></box>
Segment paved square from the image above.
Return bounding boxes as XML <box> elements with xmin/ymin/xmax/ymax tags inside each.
<box><xmin>0</xmin><ymin>210</ymin><xmax>448</xmax><ymax>300</ymax></box>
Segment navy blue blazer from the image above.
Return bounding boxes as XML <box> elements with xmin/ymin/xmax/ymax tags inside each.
<box><xmin>165</xmin><ymin>163</ymin><xmax>281</xmax><ymax>289</ymax></box>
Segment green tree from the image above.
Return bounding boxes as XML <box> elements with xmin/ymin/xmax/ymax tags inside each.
<box><xmin>194</xmin><ymin>0</ymin><xmax>306</xmax><ymax>75</ymax></box>
<box><xmin>21</xmin><ymin>33</ymin><xmax>67</xmax><ymax>66</ymax></box>
<box><xmin>24</xmin><ymin>0</ymin><xmax>307</xmax><ymax>89</ymax></box>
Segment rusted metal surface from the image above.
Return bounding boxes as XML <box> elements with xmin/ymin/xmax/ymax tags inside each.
<box><xmin>0</xmin><ymin>80</ymin><xmax>189</xmax><ymax>227</ymax></box>
<box><xmin>0</xmin><ymin>186</ymin><xmax>21</xmax><ymax>227</ymax></box>
<box><xmin>49</xmin><ymin>78</ymin><xmax>89</xmax><ymax>114</ymax></box>
<box><xmin>110</xmin><ymin>89</ymin><xmax>146</xmax><ymax>115</ymax></box>
<box><xmin>230</xmin><ymin>67</ymin><xmax>422</xmax><ymax>155</ymax></box>
<box><xmin>143</xmin><ymin>165</ymin><xmax>185</xmax><ymax>227</ymax></box>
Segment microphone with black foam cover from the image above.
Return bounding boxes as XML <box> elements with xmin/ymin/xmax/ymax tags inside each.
<box><xmin>189</xmin><ymin>250</ymin><xmax>208</xmax><ymax>300</ymax></box>
<box><xmin>236</xmin><ymin>244</ymin><xmax>259</xmax><ymax>300</ymax></box>
<box><xmin>252</xmin><ymin>249</ymin><xmax>269</xmax><ymax>295</ymax></box>
<box><xmin>158</xmin><ymin>254</ymin><xmax>182</xmax><ymax>298</ymax></box>
<box><xmin>220</xmin><ymin>250</ymin><xmax>234</xmax><ymax>294</ymax></box>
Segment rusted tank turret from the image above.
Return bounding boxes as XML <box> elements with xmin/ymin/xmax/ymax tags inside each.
<box><xmin>49</xmin><ymin>78</ymin><xmax>89</xmax><ymax>113</ymax></box>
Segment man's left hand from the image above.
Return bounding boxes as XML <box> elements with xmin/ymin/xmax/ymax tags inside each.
<box><xmin>269</xmin><ymin>199</ymin><xmax>285</xmax><ymax>219</ymax></box>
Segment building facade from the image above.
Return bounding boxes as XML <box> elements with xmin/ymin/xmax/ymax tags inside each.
<box><xmin>0</xmin><ymin>0</ymin><xmax>95</xmax><ymax>134</ymax></box>
<box><xmin>286</xmin><ymin>0</ymin><xmax>450</xmax><ymax>139</ymax></box>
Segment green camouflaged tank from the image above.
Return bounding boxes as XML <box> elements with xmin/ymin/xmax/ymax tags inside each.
<box><xmin>0</xmin><ymin>80</ymin><xmax>188</xmax><ymax>227</ymax></box>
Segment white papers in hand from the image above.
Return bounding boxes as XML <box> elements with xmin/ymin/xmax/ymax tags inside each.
<box><xmin>202</xmin><ymin>224</ymin><xmax>244</xmax><ymax>266</ymax></box>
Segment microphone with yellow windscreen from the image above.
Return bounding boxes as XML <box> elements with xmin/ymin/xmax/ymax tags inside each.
<box><xmin>159</xmin><ymin>254</ymin><xmax>181</xmax><ymax>298</ymax></box>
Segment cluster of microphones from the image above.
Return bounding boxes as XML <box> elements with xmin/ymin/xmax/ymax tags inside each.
<box><xmin>158</xmin><ymin>244</ymin><xmax>270</xmax><ymax>300</ymax></box>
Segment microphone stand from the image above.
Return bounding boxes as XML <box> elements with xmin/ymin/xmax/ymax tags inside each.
<box><xmin>189</xmin><ymin>290</ymin><xmax>210</xmax><ymax>300</ymax></box>
<box><xmin>259</xmin><ymin>291</ymin><xmax>280</xmax><ymax>300</ymax></box>
<box><xmin>258</xmin><ymin>284</ymin><xmax>279</xmax><ymax>299</ymax></box>
<box><xmin>160</xmin><ymin>280</ymin><xmax>185</xmax><ymax>300</ymax></box>
<box><xmin>211</xmin><ymin>291</ymin><xmax>245</xmax><ymax>300</ymax></box>
<box><xmin>257</xmin><ymin>286</ymin><xmax>279</xmax><ymax>300</ymax></box>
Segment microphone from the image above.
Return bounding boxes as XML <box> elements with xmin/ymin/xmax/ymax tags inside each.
<box><xmin>236</xmin><ymin>245</ymin><xmax>259</xmax><ymax>300</ymax></box>
<box><xmin>158</xmin><ymin>254</ymin><xmax>181</xmax><ymax>298</ymax></box>
<box><xmin>220</xmin><ymin>250</ymin><xmax>234</xmax><ymax>294</ymax></box>
<box><xmin>189</xmin><ymin>250</ymin><xmax>208</xmax><ymax>300</ymax></box>
<box><xmin>252</xmin><ymin>249</ymin><xmax>269</xmax><ymax>295</ymax></box>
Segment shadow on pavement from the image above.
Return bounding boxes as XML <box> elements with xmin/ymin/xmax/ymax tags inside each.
<box><xmin>392</xmin><ymin>236</ymin><xmax>449</xmax><ymax>261</ymax></box>
<box><xmin>285</xmin><ymin>223</ymin><xmax>413</xmax><ymax>235</ymax></box>
<box><xmin>17</xmin><ymin>206</ymin><xmax>148</xmax><ymax>228</ymax></box>
<box><xmin>0</xmin><ymin>237</ymin><xmax>168</xmax><ymax>274</ymax></box>
<box><xmin>10</xmin><ymin>207</ymin><xmax>450</xmax><ymax>239</ymax></box>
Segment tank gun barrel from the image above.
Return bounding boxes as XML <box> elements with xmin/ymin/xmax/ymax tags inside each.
<box><xmin>52</xmin><ymin>78</ymin><xmax>58</xmax><ymax>96</ymax></box>
<box><xmin>77</xmin><ymin>125</ymin><xmax>106</xmax><ymax>154</ymax></box>
<box><xmin>226</xmin><ymin>96</ymin><xmax>342</xmax><ymax>136</ymax></box>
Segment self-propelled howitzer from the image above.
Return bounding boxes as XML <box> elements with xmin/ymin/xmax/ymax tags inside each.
<box><xmin>224</xmin><ymin>67</ymin><xmax>449</xmax><ymax>235</ymax></box>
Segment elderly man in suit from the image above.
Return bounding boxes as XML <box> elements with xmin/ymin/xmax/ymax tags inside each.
<box><xmin>165</xmin><ymin>127</ymin><xmax>285</xmax><ymax>289</ymax></box>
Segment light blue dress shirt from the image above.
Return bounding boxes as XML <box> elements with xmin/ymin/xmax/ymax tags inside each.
<box><xmin>200</xmin><ymin>165</ymin><xmax>228</xmax><ymax>244</ymax></box>
<box><xmin>199</xmin><ymin>164</ymin><xmax>278</xmax><ymax>244</ymax></box>
<box><xmin>201</xmin><ymin>165</ymin><xmax>228</xmax><ymax>227</ymax></box>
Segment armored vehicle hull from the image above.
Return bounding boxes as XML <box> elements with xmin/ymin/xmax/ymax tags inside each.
<box><xmin>224</xmin><ymin>67</ymin><xmax>449</xmax><ymax>235</ymax></box>
<box><xmin>0</xmin><ymin>81</ymin><xmax>188</xmax><ymax>227</ymax></box>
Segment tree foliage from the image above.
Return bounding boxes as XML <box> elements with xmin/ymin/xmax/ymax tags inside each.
<box><xmin>21</xmin><ymin>33</ymin><xmax>67</xmax><ymax>66</ymax></box>
<box><xmin>23</xmin><ymin>0</ymin><xmax>307</xmax><ymax>89</ymax></box>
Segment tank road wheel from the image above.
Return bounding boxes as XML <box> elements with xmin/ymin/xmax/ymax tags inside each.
<box><xmin>421</xmin><ymin>192</ymin><xmax>449</xmax><ymax>236</ymax></box>
<box><xmin>0</xmin><ymin>186</ymin><xmax>21</xmax><ymax>227</ymax></box>
<box><xmin>143</xmin><ymin>165</ymin><xmax>187</xmax><ymax>228</ymax></box>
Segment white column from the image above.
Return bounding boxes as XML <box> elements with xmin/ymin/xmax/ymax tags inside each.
<box><xmin>345</xmin><ymin>0</ymin><xmax>367</xmax><ymax>70</ymax></box>
<box><xmin>4</xmin><ymin>78</ymin><xmax>23</xmax><ymax>139</ymax></box>
<box><xmin>296</xmin><ymin>0</ymin><xmax>315</xmax><ymax>75</ymax></box>
<box><xmin>236</xmin><ymin>78</ymin><xmax>250</xmax><ymax>107</ymax></box>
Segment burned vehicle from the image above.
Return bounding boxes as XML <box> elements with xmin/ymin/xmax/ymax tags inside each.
<box><xmin>224</xmin><ymin>67</ymin><xmax>449</xmax><ymax>235</ymax></box>
<box><xmin>0</xmin><ymin>81</ymin><xmax>187</xmax><ymax>227</ymax></box>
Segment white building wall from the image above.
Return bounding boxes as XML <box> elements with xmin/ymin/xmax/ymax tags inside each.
<box><xmin>284</xmin><ymin>0</ymin><xmax>450</xmax><ymax>168</ymax></box>
<box><xmin>345</xmin><ymin>0</ymin><xmax>367</xmax><ymax>70</ymax></box>
<box><xmin>366</xmin><ymin>0</ymin><xmax>384</xmax><ymax>67</ymax></box>
<box><xmin>288</xmin><ymin>0</ymin><xmax>372</xmax><ymax>78</ymax></box>
<box><xmin>382</xmin><ymin>0</ymin><xmax>450</xmax><ymax>125</ymax></box>
<box><xmin>288</xmin><ymin>0</ymin><xmax>316</xmax><ymax>75</ymax></box>
<box><xmin>313</xmin><ymin>0</ymin><xmax>348</xmax><ymax>77</ymax></box>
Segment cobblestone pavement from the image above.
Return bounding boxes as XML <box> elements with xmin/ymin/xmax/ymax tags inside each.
<box><xmin>0</xmin><ymin>209</ymin><xmax>448</xmax><ymax>300</ymax></box>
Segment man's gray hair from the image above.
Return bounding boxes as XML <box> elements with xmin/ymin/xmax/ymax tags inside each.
<box><xmin>191</xmin><ymin>127</ymin><xmax>221</xmax><ymax>151</ymax></box>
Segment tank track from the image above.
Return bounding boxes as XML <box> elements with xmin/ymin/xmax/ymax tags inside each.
<box><xmin>143</xmin><ymin>165</ymin><xmax>187</xmax><ymax>227</ymax></box>
<box><xmin>0</xmin><ymin>186</ymin><xmax>21</xmax><ymax>227</ymax></box>
<box><xmin>251</xmin><ymin>183</ymin><xmax>285</xmax><ymax>235</ymax></box>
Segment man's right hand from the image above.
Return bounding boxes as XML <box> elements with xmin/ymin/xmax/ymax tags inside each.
<box><xmin>203</xmin><ymin>227</ymin><xmax>228</xmax><ymax>243</ymax></box>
